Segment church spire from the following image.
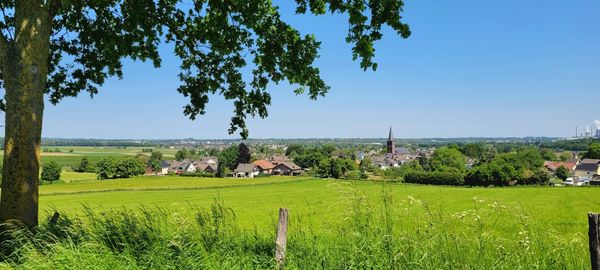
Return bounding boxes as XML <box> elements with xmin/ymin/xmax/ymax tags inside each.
<box><xmin>387</xmin><ymin>126</ymin><xmax>395</xmax><ymax>154</ymax></box>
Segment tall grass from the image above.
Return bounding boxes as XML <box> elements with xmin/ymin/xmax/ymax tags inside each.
<box><xmin>0</xmin><ymin>184</ymin><xmax>589</xmax><ymax>269</ymax></box>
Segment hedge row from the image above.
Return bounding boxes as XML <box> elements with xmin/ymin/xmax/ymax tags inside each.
<box><xmin>404</xmin><ymin>171</ymin><xmax>465</xmax><ymax>186</ymax></box>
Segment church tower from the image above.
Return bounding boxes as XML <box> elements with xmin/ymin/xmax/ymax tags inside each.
<box><xmin>387</xmin><ymin>126</ymin><xmax>395</xmax><ymax>154</ymax></box>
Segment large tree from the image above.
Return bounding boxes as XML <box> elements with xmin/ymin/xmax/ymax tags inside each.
<box><xmin>0</xmin><ymin>0</ymin><xmax>410</xmax><ymax>227</ymax></box>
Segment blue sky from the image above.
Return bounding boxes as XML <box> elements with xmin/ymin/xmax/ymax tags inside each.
<box><xmin>32</xmin><ymin>0</ymin><xmax>600</xmax><ymax>139</ymax></box>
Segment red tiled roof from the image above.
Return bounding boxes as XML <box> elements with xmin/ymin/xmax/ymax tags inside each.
<box><xmin>252</xmin><ymin>160</ymin><xmax>275</xmax><ymax>169</ymax></box>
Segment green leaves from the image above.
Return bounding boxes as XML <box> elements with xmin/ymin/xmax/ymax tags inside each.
<box><xmin>2</xmin><ymin>0</ymin><xmax>409</xmax><ymax>139</ymax></box>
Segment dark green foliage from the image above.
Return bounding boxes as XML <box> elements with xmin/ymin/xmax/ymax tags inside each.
<box><xmin>380</xmin><ymin>160</ymin><xmax>423</xmax><ymax>181</ymax></box>
<box><xmin>555</xmin><ymin>166</ymin><xmax>570</xmax><ymax>181</ymax></box>
<box><xmin>359</xmin><ymin>158</ymin><xmax>374</xmax><ymax>172</ymax></box>
<box><xmin>175</xmin><ymin>149</ymin><xmax>190</xmax><ymax>161</ymax></box>
<box><xmin>465</xmin><ymin>148</ymin><xmax>546</xmax><ymax>186</ymax></box>
<box><xmin>96</xmin><ymin>158</ymin><xmax>117</xmax><ymax>180</ymax></box>
<box><xmin>294</xmin><ymin>152</ymin><xmax>325</xmax><ymax>169</ymax></box>
<box><xmin>540</xmin><ymin>149</ymin><xmax>557</xmax><ymax>161</ymax></box>
<box><xmin>404</xmin><ymin>171</ymin><xmax>465</xmax><ymax>186</ymax></box>
<box><xmin>148</xmin><ymin>151</ymin><xmax>163</xmax><ymax>172</ymax></box>
<box><xmin>520</xmin><ymin>170</ymin><xmax>550</xmax><ymax>185</ymax></box>
<box><xmin>459</xmin><ymin>143</ymin><xmax>496</xmax><ymax>163</ymax></box>
<box><xmin>237</xmin><ymin>142</ymin><xmax>251</xmax><ymax>165</ymax></box>
<box><xmin>115</xmin><ymin>159</ymin><xmax>146</xmax><ymax>178</ymax></box>
<box><xmin>286</xmin><ymin>144</ymin><xmax>306</xmax><ymax>156</ymax></box>
<box><xmin>96</xmin><ymin>158</ymin><xmax>144</xmax><ymax>179</ymax></box>
<box><xmin>317</xmin><ymin>158</ymin><xmax>356</xmax><ymax>178</ymax></box>
<box><xmin>216</xmin><ymin>162</ymin><xmax>226</xmax><ymax>178</ymax></box>
<box><xmin>559</xmin><ymin>152</ymin><xmax>573</xmax><ymax>162</ymax></box>
<box><xmin>74</xmin><ymin>156</ymin><xmax>90</xmax><ymax>172</ymax></box>
<box><xmin>149</xmin><ymin>159</ymin><xmax>161</xmax><ymax>173</ymax></box>
<box><xmin>149</xmin><ymin>151</ymin><xmax>163</xmax><ymax>162</ymax></box>
<box><xmin>219</xmin><ymin>146</ymin><xmax>239</xmax><ymax>170</ymax></box>
<box><xmin>179</xmin><ymin>172</ymin><xmax>216</xmax><ymax>178</ymax></box>
<box><xmin>465</xmin><ymin>160</ymin><xmax>519</xmax><ymax>186</ymax></box>
<box><xmin>41</xmin><ymin>162</ymin><xmax>61</xmax><ymax>182</ymax></box>
<box><xmin>429</xmin><ymin>148</ymin><xmax>467</xmax><ymax>173</ymax></box>
<box><xmin>584</xmin><ymin>143</ymin><xmax>600</xmax><ymax>159</ymax></box>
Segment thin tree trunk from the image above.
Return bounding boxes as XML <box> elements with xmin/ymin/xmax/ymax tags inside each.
<box><xmin>0</xmin><ymin>1</ymin><xmax>51</xmax><ymax>228</ymax></box>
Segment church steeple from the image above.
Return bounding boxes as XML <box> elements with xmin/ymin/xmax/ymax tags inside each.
<box><xmin>387</xmin><ymin>126</ymin><xmax>395</xmax><ymax>154</ymax></box>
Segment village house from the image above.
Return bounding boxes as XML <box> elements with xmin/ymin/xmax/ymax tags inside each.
<box><xmin>544</xmin><ymin>161</ymin><xmax>577</xmax><ymax>173</ymax></box>
<box><xmin>252</xmin><ymin>160</ymin><xmax>275</xmax><ymax>174</ymax></box>
<box><xmin>573</xmin><ymin>159</ymin><xmax>600</xmax><ymax>180</ymax></box>
<box><xmin>272</xmin><ymin>162</ymin><xmax>303</xmax><ymax>176</ymax></box>
<box><xmin>163</xmin><ymin>157</ymin><xmax>220</xmax><ymax>174</ymax></box>
<box><xmin>234</xmin><ymin>163</ymin><xmax>260</xmax><ymax>178</ymax></box>
<box><xmin>267</xmin><ymin>155</ymin><xmax>290</xmax><ymax>165</ymax></box>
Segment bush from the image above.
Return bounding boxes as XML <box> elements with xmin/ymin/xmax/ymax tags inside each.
<box><xmin>404</xmin><ymin>171</ymin><xmax>464</xmax><ymax>186</ymax></box>
<box><xmin>179</xmin><ymin>172</ymin><xmax>216</xmax><ymax>178</ymax></box>
<box><xmin>115</xmin><ymin>159</ymin><xmax>146</xmax><ymax>178</ymax></box>
<box><xmin>41</xmin><ymin>162</ymin><xmax>61</xmax><ymax>182</ymax></box>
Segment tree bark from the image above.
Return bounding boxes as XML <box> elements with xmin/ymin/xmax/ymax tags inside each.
<box><xmin>0</xmin><ymin>1</ymin><xmax>51</xmax><ymax>228</ymax></box>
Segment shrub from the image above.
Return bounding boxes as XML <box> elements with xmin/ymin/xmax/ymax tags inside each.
<box><xmin>179</xmin><ymin>172</ymin><xmax>216</xmax><ymax>178</ymax></box>
<box><xmin>404</xmin><ymin>171</ymin><xmax>464</xmax><ymax>186</ymax></box>
<box><xmin>96</xmin><ymin>158</ymin><xmax>117</xmax><ymax>180</ymax></box>
<box><xmin>41</xmin><ymin>162</ymin><xmax>61</xmax><ymax>182</ymax></box>
<box><xmin>115</xmin><ymin>159</ymin><xmax>146</xmax><ymax>178</ymax></box>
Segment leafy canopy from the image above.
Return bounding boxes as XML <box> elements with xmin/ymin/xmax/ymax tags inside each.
<box><xmin>0</xmin><ymin>0</ymin><xmax>410</xmax><ymax>138</ymax></box>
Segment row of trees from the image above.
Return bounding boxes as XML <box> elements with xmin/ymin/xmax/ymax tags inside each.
<box><xmin>375</xmin><ymin>144</ymin><xmax>556</xmax><ymax>186</ymax></box>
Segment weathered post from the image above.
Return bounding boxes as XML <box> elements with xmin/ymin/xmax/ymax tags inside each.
<box><xmin>50</xmin><ymin>211</ymin><xmax>60</xmax><ymax>225</ymax></box>
<box><xmin>275</xmin><ymin>208</ymin><xmax>289</xmax><ymax>269</ymax></box>
<box><xmin>589</xmin><ymin>213</ymin><xmax>600</xmax><ymax>270</ymax></box>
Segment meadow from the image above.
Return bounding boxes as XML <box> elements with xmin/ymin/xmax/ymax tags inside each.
<box><xmin>0</xmin><ymin>146</ymin><xmax>182</xmax><ymax>168</ymax></box>
<box><xmin>0</xmin><ymin>172</ymin><xmax>596</xmax><ymax>269</ymax></box>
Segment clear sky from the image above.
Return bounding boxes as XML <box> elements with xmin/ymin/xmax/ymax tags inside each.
<box><xmin>22</xmin><ymin>0</ymin><xmax>600</xmax><ymax>139</ymax></box>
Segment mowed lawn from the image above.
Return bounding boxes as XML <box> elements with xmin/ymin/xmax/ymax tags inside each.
<box><xmin>38</xmin><ymin>175</ymin><xmax>600</xmax><ymax>236</ymax></box>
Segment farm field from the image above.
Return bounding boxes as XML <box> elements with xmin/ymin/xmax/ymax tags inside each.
<box><xmin>39</xmin><ymin>175</ymin><xmax>600</xmax><ymax>233</ymax></box>
<box><xmin>0</xmin><ymin>146</ymin><xmax>183</xmax><ymax>168</ymax></box>
<box><xmin>0</xmin><ymin>174</ymin><xmax>597</xmax><ymax>268</ymax></box>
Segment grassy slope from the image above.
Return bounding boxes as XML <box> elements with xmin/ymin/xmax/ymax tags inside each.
<box><xmin>39</xmin><ymin>176</ymin><xmax>600</xmax><ymax>236</ymax></box>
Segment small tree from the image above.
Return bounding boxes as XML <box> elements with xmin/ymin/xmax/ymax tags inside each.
<box><xmin>555</xmin><ymin>166</ymin><xmax>570</xmax><ymax>181</ymax></box>
<box><xmin>76</xmin><ymin>156</ymin><xmax>90</xmax><ymax>172</ymax></box>
<box><xmin>116</xmin><ymin>159</ymin><xmax>146</xmax><ymax>178</ymax></box>
<box><xmin>175</xmin><ymin>149</ymin><xmax>190</xmax><ymax>161</ymax></box>
<box><xmin>150</xmin><ymin>151</ymin><xmax>163</xmax><ymax>162</ymax></box>
<box><xmin>149</xmin><ymin>159</ymin><xmax>161</xmax><ymax>174</ymax></box>
<box><xmin>584</xmin><ymin>143</ymin><xmax>600</xmax><ymax>159</ymax></box>
<box><xmin>237</xmin><ymin>142</ymin><xmax>252</xmax><ymax>165</ymax></box>
<box><xmin>216</xmin><ymin>162</ymin><xmax>226</xmax><ymax>178</ymax></box>
<box><xmin>41</xmin><ymin>162</ymin><xmax>61</xmax><ymax>183</ymax></box>
<box><xmin>96</xmin><ymin>158</ymin><xmax>117</xmax><ymax>180</ymax></box>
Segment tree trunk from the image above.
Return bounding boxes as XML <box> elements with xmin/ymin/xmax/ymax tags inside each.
<box><xmin>0</xmin><ymin>1</ymin><xmax>51</xmax><ymax>228</ymax></box>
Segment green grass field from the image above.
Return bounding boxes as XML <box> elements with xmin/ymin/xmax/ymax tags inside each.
<box><xmin>0</xmin><ymin>146</ymin><xmax>183</xmax><ymax>168</ymax></box>
<box><xmin>2</xmin><ymin>172</ymin><xmax>599</xmax><ymax>269</ymax></box>
<box><xmin>40</xmin><ymin>175</ymin><xmax>599</xmax><ymax>233</ymax></box>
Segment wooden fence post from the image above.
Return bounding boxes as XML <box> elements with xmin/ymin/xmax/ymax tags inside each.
<box><xmin>589</xmin><ymin>213</ymin><xmax>600</xmax><ymax>270</ymax></box>
<box><xmin>50</xmin><ymin>211</ymin><xmax>60</xmax><ymax>225</ymax></box>
<box><xmin>275</xmin><ymin>208</ymin><xmax>289</xmax><ymax>269</ymax></box>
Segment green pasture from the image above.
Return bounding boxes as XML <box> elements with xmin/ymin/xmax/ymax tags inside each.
<box><xmin>1</xmin><ymin>174</ymin><xmax>597</xmax><ymax>268</ymax></box>
<box><xmin>0</xmin><ymin>146</ymin><xmax>183</xmax><ymax>168</ymax></box>
<box><xmin>41</xmin><ymin>175</ymin><xmax>600</xmax><ymax>235</ymax></box>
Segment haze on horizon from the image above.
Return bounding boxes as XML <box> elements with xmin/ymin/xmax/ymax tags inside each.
<box><xmin>3</xmin><ymin>0</ymin><xmax>598</xmax><ymax>140</ymax></box>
